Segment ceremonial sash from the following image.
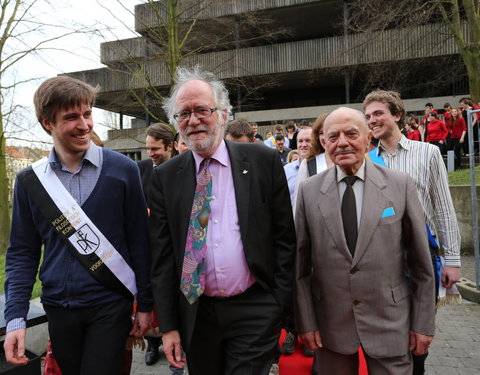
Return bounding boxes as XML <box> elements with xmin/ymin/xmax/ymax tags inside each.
<box><xmin>307</xmin><ymin>158</ymin><xmax>317</xmax><ymax>177</ymax></box>
<box><xmin>366</xmin><ymin>148</ymin><xmax>387</xmax><ymax>167</ymax></box>
<box><xmin>18</xmin><ymin>158</ymin><xmax>137</xmax><ymax>298</ymax></box>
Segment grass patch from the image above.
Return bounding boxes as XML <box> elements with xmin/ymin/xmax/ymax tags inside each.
<box><xmin>448</xmin><ymin>166</ymin><xmax>480</xmax><ymax>185</ymax></box>
<box><xmin>0</xmin><ymin>251</ymin><xmax>43</xmax><ymax>300</ymax></box>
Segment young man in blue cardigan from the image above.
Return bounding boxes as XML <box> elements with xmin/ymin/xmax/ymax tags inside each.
<box><xmin>4</xmin><ymin>76</ymin><xmax>153</xmax><ymax>374</ymax></box>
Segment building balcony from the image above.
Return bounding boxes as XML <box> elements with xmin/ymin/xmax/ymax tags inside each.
<box><xmin>133</xmin><ymin>0</ymin><xmax>326</xmax><ymax>34</ymax></box>
<box><xmin>69</xmin><ymin>20</ymin><xmax>464</xmax><ymax>92</ymax></box>
<box><xmin>100</xmin><ymin>37</ymin><xmax>163</xmax><ymax>66</ymax></box>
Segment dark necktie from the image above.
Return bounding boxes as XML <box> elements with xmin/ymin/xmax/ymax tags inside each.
<box><xmin>342</xmin><ymin>175</ymin><xmax>358</xmax><ymax>256</ymax></box>
<box><xmin>180</xmin><ymin>158</ymin><xmax>212</xmax><ymax>304</ymax></box>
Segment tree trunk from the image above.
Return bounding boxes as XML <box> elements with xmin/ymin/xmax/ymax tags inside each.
<box><xmin>464</xmin><ymin>49</ymin><xmax>480</xmax><ymax>103</ymax></box>
<box><xmin>0</xmin><ymin>124</ymin><xmax>11</xmax><ymax>254</ymax></box>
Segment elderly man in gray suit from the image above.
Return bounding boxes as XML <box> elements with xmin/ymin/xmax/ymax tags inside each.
<box><xmin>295</xmin><ymin>107</ymin><xmax>436</xmax><ymax>374</ymax></box>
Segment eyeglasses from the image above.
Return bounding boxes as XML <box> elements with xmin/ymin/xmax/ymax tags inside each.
<box><xmin>173</xmin><ymin>107</ymin><xmax>217</xmax><ymax>122</ymax></box>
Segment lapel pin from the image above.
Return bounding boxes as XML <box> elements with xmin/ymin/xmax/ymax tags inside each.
<box><xmin>242</xmin><ymin>170</ymin><xmax>248</xmax><ymax>174</ymax></box>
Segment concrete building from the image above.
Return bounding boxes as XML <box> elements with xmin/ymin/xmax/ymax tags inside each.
<box><xmin>66</xmin><ymin>0</ymin><xmax>469</xmax><ymax>158</ymax></box>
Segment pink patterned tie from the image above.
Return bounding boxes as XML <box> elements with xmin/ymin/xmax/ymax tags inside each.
<box><xmin>180</xmin><ymin>158</ymin><xmax>212</xmax><ymax>304</ymax></box>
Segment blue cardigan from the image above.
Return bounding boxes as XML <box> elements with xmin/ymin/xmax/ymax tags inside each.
<box><xmin>5</xmin><ymin>148</ymin><xmax>153</xmax><ymax>324</ymax></box>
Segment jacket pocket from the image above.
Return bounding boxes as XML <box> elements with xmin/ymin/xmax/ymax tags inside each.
<box><xmin>392</xmin><ymin>282</ymin><xmax>411</xmax><ymax>303</ymax></box>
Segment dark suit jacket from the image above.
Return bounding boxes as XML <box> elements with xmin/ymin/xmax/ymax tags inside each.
<box><xmin>137</xmin><ymin>158</ymin><xmax>153</xmax><ymax>202</ymax></box>
<box><xmin>149</xmin><ymin>140</ymin><xmax>296</xmax><ymax>350</ymax></box>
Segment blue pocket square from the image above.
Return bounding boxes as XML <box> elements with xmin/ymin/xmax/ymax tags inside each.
<box><xmin>381</xmin><ymin>207</ymin><xmax>395</xmax><ymax>218</ymax></box>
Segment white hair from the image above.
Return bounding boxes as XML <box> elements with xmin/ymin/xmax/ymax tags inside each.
<box><xmin>162</xmin><ymin>66</ymin><xmax>232</xmax><ymax>129</ymax></box>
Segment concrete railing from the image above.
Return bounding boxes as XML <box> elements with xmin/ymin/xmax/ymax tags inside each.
<box><xmin>450</xmin><ymin>185</ymin><xmax>480</xmax><ymax>255</ymax></box>
<box><xmin>134</xmin><ymin>0</ymin><xmax>321</xmax><ymax>32</ymax></box>
<box><xmin>105</xmin><ymin>128</ymin><xmax>147</xmax><ymax>158</ymax></box>
<box><xmin>71</xmin><ymin>21</ymin><xmax>465</xmax><ymax>93</ymax></box>
<box><xmin>100</xmin><ymin>38</ymin><xmax>163</xmax><ymax>65</ymax></box>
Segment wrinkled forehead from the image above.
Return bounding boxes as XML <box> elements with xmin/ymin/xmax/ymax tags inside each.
<box><xmin>325</xmin><ymin>109</ymin><xmax>367</xmax><ymax>133</ymax></box>
<box><xmin>176</xmin><ymin>80</ymin><xmax>215</xmax><ymax>108</ymax></box>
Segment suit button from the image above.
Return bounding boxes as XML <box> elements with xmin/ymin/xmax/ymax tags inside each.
<box><xmin>350</xmin><ymin>267</ymin><xmax>358</xmax><ymax>274</ymax></box>
<box><xmin>353</xmin><ymin>300</ymin><xmax>360</xmax><ymax>306</ymax></box>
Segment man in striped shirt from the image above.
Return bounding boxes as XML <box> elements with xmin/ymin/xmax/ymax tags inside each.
<box><xmin>363</xmin><ymin>90</ymin><xmax>461</xmax><ymax>375</ymax></box>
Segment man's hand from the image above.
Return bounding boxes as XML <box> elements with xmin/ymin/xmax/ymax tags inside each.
<box><xmin>129</xmin><ymin>311</ymin><xmax>153</xmax><ymax>338</ymax></box>
<box><xmin>4</xmin><ymin>329</ymin><xmax>29</xmax><ymax>366</ymax></box>
<box><xmin>162</xmin><ymin>330</ymin><xmax>186</xmax><ymax>368</ymax></box>
<box><xmin>409</xmin><ymin>331</ymin><xmax>433</xmax><ymax>356</ymax></box>
<box><xmin>442</xmin><ymin>266</ymin><xmax>461</xmax><ymax>288</ymax></box>
<box><xmin>299</xmin><ymin>330</ymin><xmax>322</xmax><ymax>351</ymax></box>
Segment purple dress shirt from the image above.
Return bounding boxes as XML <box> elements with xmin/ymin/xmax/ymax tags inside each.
<box><xmin>192</xmin><ymin>141</ymin><xmax>256</xmax><ymax>297</ymax></box>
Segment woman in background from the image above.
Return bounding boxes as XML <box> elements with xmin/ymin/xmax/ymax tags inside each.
<box><xmin>405</xmin><ymin>116</ymin><xmax>421</xmax><ymax>141</ymax></box>
<box><xmin>293</xmin><ymin>113</ymin><xmax>333</xmax><ymax>211</ymax></box>
<box><xmin>448</xmin><ymin>108</ymin><xmax>467</xmax><ymax>170</ymax></box>
<box><xmin>286</xmin><ymin>149</ymin><xmax>299</xmax><ymax>164</ymax></box>
<box><xmin>425</xmin><ymin>111</ymin><xmax>449</xmax><ymax>153</ymax></box>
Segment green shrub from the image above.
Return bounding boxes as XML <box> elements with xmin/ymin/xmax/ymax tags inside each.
<box><xmin>448</xmin><ymin>166</ymin><xmax>480</xmax><ymax>185</ymax></box>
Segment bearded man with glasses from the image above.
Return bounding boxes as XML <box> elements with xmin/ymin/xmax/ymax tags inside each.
<box><xmin>148</xmin><ymin>67</ymin><xmax>296</xmax><ymax>375</ymax></box>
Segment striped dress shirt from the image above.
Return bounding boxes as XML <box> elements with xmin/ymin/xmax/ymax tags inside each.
<box><xmin>375</xmin><ymin>135</ymin><xmax>461</xmax><ymax>267</ymax></box>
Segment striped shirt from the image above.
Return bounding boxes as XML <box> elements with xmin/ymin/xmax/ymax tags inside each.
<box><xmin>375</xmin><ymin>135</ymin><xmax>461</xmax><ymax>267</ymax></box>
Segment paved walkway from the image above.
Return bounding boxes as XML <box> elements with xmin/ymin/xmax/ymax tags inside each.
<box><xmin>131</xmin><ymin>255</ymin><xmax>479</xmax><ymax>374</ymax></box>
<box><xmin>131</xmin><ymin>302</ymin><xmax>480</xmax><ymax>375</ymax></box>
<box><xmin>131</xmin><ymin>349</ymin><xmax>182</xmax><ymax>375</ymax></box>
<box><xmin>426</xmin><ymin>300</ymin><xmax>480</xmax><ymax>374</ymax></box>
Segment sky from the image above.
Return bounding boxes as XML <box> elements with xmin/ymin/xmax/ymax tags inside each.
<box><xmin>6</xmin><ymin>0</ymin><xmax>139</xmax><ymax>147</ymax></box>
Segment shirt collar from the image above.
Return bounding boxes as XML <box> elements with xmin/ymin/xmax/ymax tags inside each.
<box><xmin>48</xmin><ymin>141</ymin><xmax>101</xmax><ymax>171</ymax></box>
<box><xmin>377</xmin><ymin>134</ymin><xmax>410</xmax><ymax>155</ymax></box>
<box><xmin>192</xmin><ymin>139</ymin><xmax>229</xmax><ymax>173</ymax></box>
<box><xmin>336</xmin><ymin>159</ymin><xmax>366</xmax><ymax>183</ymax></box>
<box><xmin>284</xmin><ymin>159</ymin><xmax>300</xmax><ymax>170</ymax></box>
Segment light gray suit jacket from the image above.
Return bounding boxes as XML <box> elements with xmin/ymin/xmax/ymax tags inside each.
<box><xmin>295</xmin><ymin>159</ymin><xmax>435</xmax><ymax>358</ymax></box>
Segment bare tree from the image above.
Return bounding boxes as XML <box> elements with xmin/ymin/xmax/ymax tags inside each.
<box><xmin>0</xmin><ymin>0</ymin><xmax>98</xmax><ymax>252</ymax></box>
<box><xmin>435</xmin><ymin>0</ymin><xmax>480</xmax><ymax>101</ymax></box>
<box><xmin>95</xmin><ymin>0</ymin><xmax>291</xmax><ymax>123</ymax></box>
<box><xmin>345</xmin><ymin>0</ymin><xmax>480</xmax><ymax>102</ymax></box>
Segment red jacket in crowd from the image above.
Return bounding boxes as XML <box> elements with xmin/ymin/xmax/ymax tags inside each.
<box><xmin>450</xmin><ymin>117</ymin><xmax>467</xmax><ymax>140</ymax></box>
<box><xmin>426</xmin><ymin>119</ymin><xmax>449</xmax><ymax>143</ymax></box>
<box><xmin>407</xmin><ymin>129</ymin><xmax>421</xmax><ymax>141</ymax></box>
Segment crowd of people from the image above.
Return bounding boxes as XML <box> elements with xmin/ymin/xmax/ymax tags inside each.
<box><xmin>3</xmin><ymin>68</ymin><xmax>462</xmax><ymax>375</ymax></box>
<box><xmin>406</xmin><ymin>99</ymin><xmax>479</xmax><ymax>171</ymax></box>
<box><xmin>265</xmin><ymin>99</ymin><xmax>478</xmax><ymax>174</ymax></box>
